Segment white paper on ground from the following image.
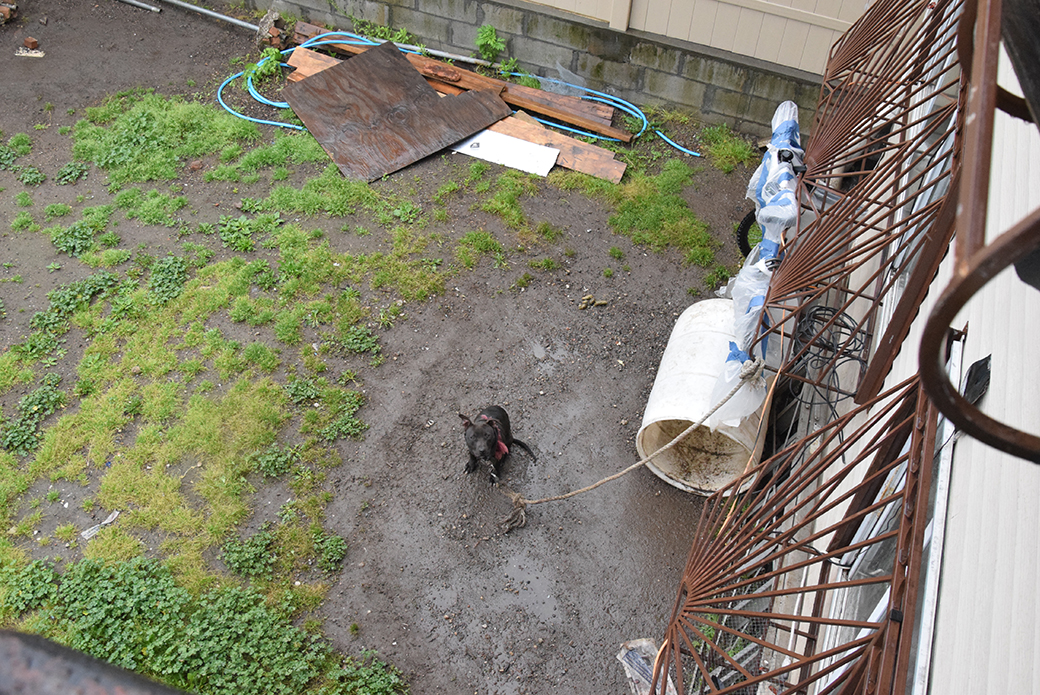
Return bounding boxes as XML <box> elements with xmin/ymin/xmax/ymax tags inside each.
<box><xmin>451</xmin><ymin>129</ymin><xmax>559</xmax><ymax>176</ymax></box>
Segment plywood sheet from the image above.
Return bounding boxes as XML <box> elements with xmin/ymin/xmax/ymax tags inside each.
<box><xmin>291</xmin><ymin>23</ymin><xmax>628</xmax><ymax>141</ymax></box>
<box><xmin>283</xmin><ymin>41</ymin><xmax>511</xmax><ymax>181</ymax></box>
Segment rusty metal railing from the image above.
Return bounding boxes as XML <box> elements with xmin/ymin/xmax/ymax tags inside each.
<box><xmin>918</xmin><ymin>0</ymin><xmax>1040</xmax><ymax>462</ymax></box>
<box><xmin>650</xmin><ymin>378</ymin><xmax>934</xmax><ymax>694</ymax></box>
<box><xmin>751</xmin><ymin>0</ymin><xmax>964</xmax><ymax>407</ymax></box>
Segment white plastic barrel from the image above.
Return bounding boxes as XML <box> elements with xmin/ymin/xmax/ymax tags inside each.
<box><xmin>636</xmin><ymin>299</ymin><xmax>767</xmax><ymax>495</ymax></box>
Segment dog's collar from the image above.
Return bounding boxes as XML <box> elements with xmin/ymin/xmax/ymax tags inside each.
<box><xmin>479</xmin><ymin>414</ymin><xmax>510</xmax><ymax>460</ymax></box>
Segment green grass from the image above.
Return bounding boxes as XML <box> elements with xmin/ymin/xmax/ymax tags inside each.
<box><xmin>478</xmin><ymin>170</ymin><xmax>538</xmax><ymax>229</ymax></box>
<box><xmin>72</xmin><ymin>89</ymin><xmax>261</xmax><ymax>189</ymax></box>
<box><xmin>455</xmin><ymin>230</ymin><xmax>503</xmax><ymax>269</ymax></box>
<box><xmin>700</xmin><ymin>123</ymin><xmax>759</xmax><ymax>174</ymax></box>
<box><xmin>0</xmin><ymin>557</ymin><xmax>407</xmax><ymax>694</ymax></box>
<box><xmin>552</xmin><ymin>159</ymin><xmax>718</xmax><ymax>266</ymax></box>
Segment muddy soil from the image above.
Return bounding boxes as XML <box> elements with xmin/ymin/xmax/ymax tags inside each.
<box><xmin>1</xmin><ymin>2</ymin><xmax>756</xmax><ymax>693</ymax></box>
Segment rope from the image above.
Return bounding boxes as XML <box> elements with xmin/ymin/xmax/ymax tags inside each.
<box><xmin>501</xmin><ymin>357</ymin><xmax>766</xmax><ymax>531</ymax></box>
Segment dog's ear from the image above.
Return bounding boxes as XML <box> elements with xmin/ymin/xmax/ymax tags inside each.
<box><xmin>458</xmin><ymin>413</ymin><xmax>472</xmax><ymax>429</ymax></box>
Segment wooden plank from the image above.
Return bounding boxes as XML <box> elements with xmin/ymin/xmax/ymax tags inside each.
<box><xmin>288</xmin><ymin>47</ymin><xmax>466</xmax><ymax>95</ymax></box>
<box><xmin>294</xmin><ymin>23</ymin><xmax>615</xmax><ymax>123</ymax></box>
<box><xmin>487</xmin><ymin>116</ymin><xmax>627</xmax><ymax>183</ymax></box>
<box><xmin>292</xmin><ymin>22</ymin><xmax>630</xmax><ymax>142</ymax></box>
<box><xmin>283</xmin><ymin>41</ymin><xmax>511</xmax><ymax>182</ymax></box>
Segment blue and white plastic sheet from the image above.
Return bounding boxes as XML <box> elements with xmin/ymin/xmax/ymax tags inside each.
<box><xmin>708</xmin><ymin>101</ymin><xmax>802</xmax><ymax>429</ymax></box>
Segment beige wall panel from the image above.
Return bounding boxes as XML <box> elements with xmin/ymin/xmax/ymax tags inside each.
<box><xmin>573</xmin><ymin>0</ymin><xmax>610</xmax><ymax>21</ymax></box>
<box><xmin>665</xmin><ymin>0</ymin><xmax>696</xmax><ymax>41</ymax></box>
<box><xmin>711</xmin><ymin>2</ymin><xmax>743</xmax><ymax>52</ymax></box>
<box><xmin>754</xmin><ymin>14</ymin><xmax>786</xmax><ymax>63</ymax></box>
<box><xmin>837</xmin><ymin>0</ymin><xmax>863</xmax><ymax>21</ymax></box>
<box><xmin>790</xmin><ymin>0</ymin><xmax>817</xmax><ymax>13</ymax></box>
<box><xmin>798</xmin><ymin>23</ymin><xmax>835</xmax><ymax>72</ymax></box>
<box><xmin>628</xmin><ymin>0</ymin><xmax>651</xmax><ymax>31</ymax></box>
<box><xmin>813</xmin><ymin>0</ymin><xmax>842</xmax><ymax>18</ymax></box>
<box><xmin>640</xmin><ymin>0</ymin><xmax>670</xmax><ymax>34</ymax></box>
<box><xmin>546</xmin><ymin>0</ymin><xmax>578</xmax><ymax>14</ymax></box>
<box><xmin>687</xmin><ymin>0</ymin><xmax>721</xmax><ymax>45</ymax></box>
<box><xmin>732</xmin><ymin>8</ymin><xmax>766</xmax><ymax>58</ymax></box>
<box><xmin>775</xmin><ymin>18</ymin><xmax>811</xmax><ymax>67</ymax></box>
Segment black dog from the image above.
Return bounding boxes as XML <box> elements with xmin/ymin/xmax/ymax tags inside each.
<box><xmin>459</xmin><ymin>406</ymin><xmax>536</xmax><ymax>483</ymax></box>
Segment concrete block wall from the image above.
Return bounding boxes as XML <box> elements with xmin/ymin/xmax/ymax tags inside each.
<box><xmin>260</xmin><ymin>0</ymin><xmax>821</xmax><ymax>137</ymax></box>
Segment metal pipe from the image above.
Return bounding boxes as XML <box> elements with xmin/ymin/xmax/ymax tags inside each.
<box><xmin>115</xmin><ymin>0</ymin><xmax>161</xmax><ymax>12</ymax></box>
<box><xmin>155</xmin><ymin>0</ymin><xmax>258</xmax><ymax>31</ymax></box>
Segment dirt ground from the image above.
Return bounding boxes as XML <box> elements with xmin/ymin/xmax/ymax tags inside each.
<box><xmin>1</xmin><ymin>2</ymin><xmax>756</xmax><ymax>693</ymax></box>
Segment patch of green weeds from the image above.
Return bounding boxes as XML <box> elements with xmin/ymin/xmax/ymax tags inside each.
<box><xmin>242</xmin><ymin>342</ymin><xmax>280</xmax><ymax>373</ymax></box>
<box><xmin>216</xmin><ymin>215</ymin><xmax>254</xmax><ymax>251</ymax></box>
<box><xmin>222</xmin><ymin>522</ymin><xmax>276</xmax><ymax>578</ymax></box>
<box><xmin>312</xmin><ymin>526</ymin><xmax>348</xmax><ymax>572</ymax></box>
<box><xmin>512</xmin><ymin>273</ymin><xmax>533</xmax><ymax>290</ymax></box>
<box><xmin>0</xmin><ymin>373</ymin><xmax>65</xmax><ymax>456</ymax></box>
<box><xmin>250</xmin><ymin>443</ymin><xmax>299</xmax><ymax>478</ymax></box>
<box><xmin>1</xmin><ymin>557</ymin><xmax>402</xmax><ymax>694</ymax></box>
<box><xmin>433</xmin><ymin>180</ymin><xmax>460</xmax><ymax>204</ymax></box>
<box><xmin>528</xmin><ymin>257</ymin><xmax>559</xmax><ymax>271</ymax></box>
<box><xmin>212</xmin><ymin>131</ymin><xmax>326</xmax><ymax>184</ymax></box>
<box><xmin>339</xmin><ymin>325</ymin><xmax>380</xmax><ymax>354</ymax></box>
<box><xmin>54</xmin><ymin>523</ymin><xmax>77</xmax><ymax>542</ymax></box>
<box><xmin>14</xmin><ymin>191</ymin><xmax>32</xmax><ymax>207</ymax></box>
<box><xmin>115</xmin><ymin>188</ymin><xmax>188</xmax><ymax>226</ymax></box>
<box><xmin>48</xmin><ymin>205</ymin><xmax>113</xmax><ymax>258</ymax></box>
<box><xmin>147</xmin><ymin>255</ymin><xmax>189</xmax><ymax>305</ymax></box>
<box><xmin>476</xmin><ymin>24</ymin><xmax>506</xmax><ymax>63</ymax></box>
<box><xmin>479</xmin><ymin>170</ymin><xmax>537</xmax><ymax>229</ymax></box>
<box><xmin>704</xmin><ymin>264</ymin><xmax>733</xmax><ymax>289</ymax></box>
<box><xmin>466</xmin><ymin>160</ymin><xmax>490</xmax><ymax>186</ymax></box>
<box><xmin>700</xmin><ymin>123</ymin><xmax>758</xmax><ymax>173</ymax></box>
<box><xmin>83</xmin><ymin>526</ymin><xmax>144</xmax><ymax>562</ymax></box>
<box><xmin>44</xmin><ymin>203</ymin><xmax>72</xmax><ymax>220</ymax></box>
<box><xmin>274</xmin><ymin>308</ymin><xmax>304</xmax><ymax>345</ymax></box>
<box><xmin>561</xmin><ymin>159</ymin><xmax>718</xmax><ymax>266</ymax></box>
<box><xmin>11</xmin><ymin>212</ymin><xmax>37</xmax><ymax>232</ymax></box>
<box><xmin>17</xmin><ymin>166</ymin><xmax>46</xmax><ymax>186</ymax></box>
<box><xmin>7</xmin><ymin>133</ymin><xmax>32</xmax><ymax>156</ymax></box>
<box><xmin>56</xmin><ymin>161</ymin><xmax>91</xmax><ymax>185</ymax></box>
<box><xmin>349</xmin><ymin>14</ymin><xmax>416</xmax><ymax>43</ymax></box>
<box><xmin>72</xmin><ymin>89</ymin><xmax>260</xmax><ymax>188</ymax></box>
<box><xmin>455</xmin><ymin>230</ymin><xmax>503</xmax><ymax>269</ymax></box>
<box><xmin>535</xmin><ymin>221</ymin><xmax>564</xmax><ymax>242</ymax></box>
<box><xmin>244</xmin><ymin>164</ymin><xmax>379</xmax><ymax>217</ymax></box>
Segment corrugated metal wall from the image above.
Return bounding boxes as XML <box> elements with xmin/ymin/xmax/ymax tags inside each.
<box><xmin>527</xmin><ymin>0</ymin><xmax>857</xmax><ymax>73</ymax></box>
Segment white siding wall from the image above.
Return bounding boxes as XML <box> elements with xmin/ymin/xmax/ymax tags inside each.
<box><xmin>527</xmin><ymin>0</ymin><xmax>858</xmax><ymax>74</ymax></box>
<box><xmin>878</xmin><ymin>48</ymin><xmax>1040</xmax><ymax>693</ymax></box>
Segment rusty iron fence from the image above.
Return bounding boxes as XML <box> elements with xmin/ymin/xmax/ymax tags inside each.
<box><xmin>650</xmin><ymin>378</ymin><xmax>935</xmax><ymax>694</ymax></box>
<box><xmin>648</xmin><ymin>0</ymin><xmax>995</xmax><ymax>690</ymax></box>
<box><xmin>752</xmin><ymin>0</ymin><xmax>964</xmax><ymax>408</ymax></box>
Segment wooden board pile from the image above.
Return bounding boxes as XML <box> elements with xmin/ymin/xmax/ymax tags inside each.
<box><xmin>286</xmin><ymin>22</ymin><xmax>628</xmax><ymax>183</ymax></box>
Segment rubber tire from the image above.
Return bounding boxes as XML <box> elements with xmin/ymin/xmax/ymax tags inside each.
<box><xmin>736</xmin><ymin>209</ymin><xmax>757</xmax><ymax>257</ymax></box>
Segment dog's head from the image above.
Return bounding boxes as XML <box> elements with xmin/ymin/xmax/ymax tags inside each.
<box><xmin>459</xmin><ymin>412</ymin><xmax>506</xmax><ymax>461</ymax></box>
